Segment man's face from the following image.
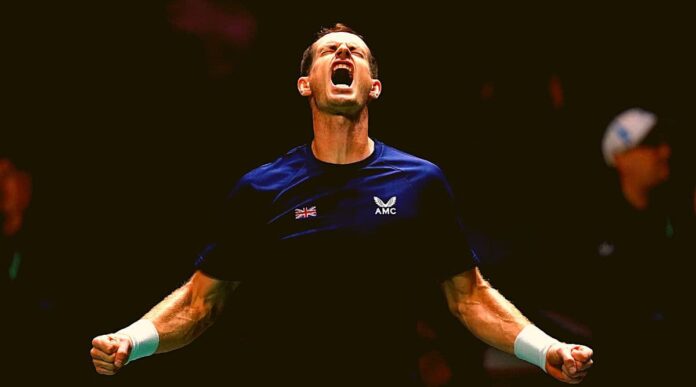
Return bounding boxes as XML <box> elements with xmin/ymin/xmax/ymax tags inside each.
<box><xmin>299</xmin><ymin>32</ymin><xmax>380</xmax><ymax>115</ymax></box>
<box><xmin>617</xmin><ymin>143</ymin><xmax>671</xmax><ymax>189</ymax></box>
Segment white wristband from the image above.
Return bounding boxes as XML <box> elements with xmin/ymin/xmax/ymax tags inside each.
<box><xmin>117</xmin><ymin>319</ymin><xmax>160</xmax><ymax>363</ymax></box>
<box><xmin>513</xmin><ymin>324</ymin><xmax>559</xmax><ymax>373</ymax></box>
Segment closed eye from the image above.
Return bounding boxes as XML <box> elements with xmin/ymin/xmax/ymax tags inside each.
<box><xmin>320</xmin><ymin>45</ymin><xmax>338</xmax><ymax>55</ymax></box>
<box><xmin>319</xmin><ymin>44</ymin><xmax>366</xmax><ymax>58</ymax></box>
<box><xmin>350</xmin><ymin>49</ymin><xmax>365</xmax><ymax>58</ymax></box>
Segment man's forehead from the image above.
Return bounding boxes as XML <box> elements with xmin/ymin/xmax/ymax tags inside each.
<box><xmin>315</xmin><ymin>32</ymin><xmax>368</xmax><ymax>49</ymax></box>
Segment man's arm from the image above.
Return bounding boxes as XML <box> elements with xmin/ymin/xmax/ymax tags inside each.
<box><xmin>442</xmin><ymin>267</ymin><xmax>592</xmax><ymax>384</ymax></box>
<box><xmin>90</xmin><ymin>270</ymin><xmax>237</xmax><ymax>375</ymax></box>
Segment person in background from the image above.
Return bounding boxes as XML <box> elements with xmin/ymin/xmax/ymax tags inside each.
<box><xmin>589</xmin><ymin>107</ymin><xmax>691</xmax><ymax>385</ymax></box>
<box><xmin>2</xmin><ymin>156</ymin><xmax>34</xmax><ymax>379</ymax></box>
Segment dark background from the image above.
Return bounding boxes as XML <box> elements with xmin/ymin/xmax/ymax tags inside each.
<box><xmin>4</xmin><ymin>1</ymin><xmax>694</xmax><ymax>384</ymax></box>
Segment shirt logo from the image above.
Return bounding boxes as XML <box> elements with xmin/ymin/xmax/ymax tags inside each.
<box><xmin>295</xmin><ymin>206</ymin><xmax>317</xmax><ymax>219</ymax></box>
<box><xmin>374</xmin><ymin>196</ymin><xmax>397</xmax><ymax>215</ymax></box>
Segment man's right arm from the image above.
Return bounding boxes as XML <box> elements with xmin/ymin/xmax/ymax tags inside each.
<box><xmin>90</xmin><ymin>270</ymin><xmax>237</xmax><ymax>375</ymax></box>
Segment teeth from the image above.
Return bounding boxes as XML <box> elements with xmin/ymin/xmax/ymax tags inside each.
<box><xmin>332</xmin><ymin>64</ymin><xmax>352</xmax><ymax>73</ymax></box>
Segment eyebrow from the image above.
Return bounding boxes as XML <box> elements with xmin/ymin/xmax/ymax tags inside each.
<box><xmin>318</xmin><ymin>41</ymin><xmax>366</xmax><ymax>51</ymax></box>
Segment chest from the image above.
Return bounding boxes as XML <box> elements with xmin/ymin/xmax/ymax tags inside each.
<box><xmin>265</xmin><ymin>171</ymin><xmax>423</xmax><ymax>240</ymax></box>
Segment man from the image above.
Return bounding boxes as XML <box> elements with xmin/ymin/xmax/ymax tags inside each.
<box><xmin>91</xmin><ymin>24</ymin><xmax>592</xmax><ymax>385</ymax></box>
<box><xmin>601</xmin><ymin>107</ymin><xmax>672</xmax><ymax>211</ymax></box>
<box><xmin>591</xmin><ymin>107</ymin><xmax>686</xmax><ymax>384</ymax></box>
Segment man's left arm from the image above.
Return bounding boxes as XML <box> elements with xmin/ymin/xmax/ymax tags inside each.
<box><xmin>442</xmin><ymin>267</ymin><xmax>593</xmax><ymax>384</ymax></box>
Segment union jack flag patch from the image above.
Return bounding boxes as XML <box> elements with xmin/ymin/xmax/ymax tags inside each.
<box><xmin>294</xmin><ymin>206</ymin><xmax>317</xmax><ymax>219</ymax></box>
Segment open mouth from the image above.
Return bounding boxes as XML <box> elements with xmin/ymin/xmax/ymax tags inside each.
<box><xmin>331</xmin><ymin>64</ymin><xmax>353</xmax><ymax>87</ymax></box>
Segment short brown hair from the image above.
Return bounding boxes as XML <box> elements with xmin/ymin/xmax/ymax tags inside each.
<box><xmin>299</xmin><ymin>23</ymin><xmax>378</xmax><ymax>78</ymax></box>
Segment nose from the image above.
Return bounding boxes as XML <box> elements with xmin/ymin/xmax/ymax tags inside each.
<box><xmin>335</xmin><ymin>43</ymin><xmax>351</xmax><ymax>59</ymax></box>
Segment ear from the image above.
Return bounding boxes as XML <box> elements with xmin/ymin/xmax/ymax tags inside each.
<box><xmin>297</xmin><ymin>77</ymin><xmax>312</xmax><ymax>97</ymax></box>
<box><xmin>369</xmin><ymin>79</ymin><xmax>382</xmax><ymax>100</ymax></box>
<box><xmin>612</xmin><ymin>153</ymin><xmax>623</xmax><ymax>168</ymax></box>
<box><xmin>613</xmin><ymin>151</ymin><xmax>630</xmax><ymax>171</ymax></box>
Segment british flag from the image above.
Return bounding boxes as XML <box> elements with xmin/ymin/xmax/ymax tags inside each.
<box><xmin>294</xmin><ymin>206</ymin><xmax>317</xmax><ymax>219</ymax></box>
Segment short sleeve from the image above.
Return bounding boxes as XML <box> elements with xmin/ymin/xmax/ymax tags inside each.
<box><xmin>195</xmin><ymin>179</ymin><xmax>265</xmax><ymax>281</ymax></box>
<box><xmin>419</xmin><ymin>169</ymin><xmax>479</xmax><ymax>281</ymax></box>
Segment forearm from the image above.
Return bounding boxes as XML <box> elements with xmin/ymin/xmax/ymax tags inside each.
<box><xmin>91</xmin><ymin>271</ymin><xmax>233</xmax><ymax>372</ymax></box>
<box><xmin>443</xmin><ymin>271</ymin><xmax>529</xmax><ymax>354</ymax></box>
<box><xmin>140</xmin><ymin>272</ymin><xmax>234</xmax><ymax>353</ymax></box>
<box><xmin>141</xmin><ymin>284</ymin><xmax>206</xmax><ymax>353</ymax></box>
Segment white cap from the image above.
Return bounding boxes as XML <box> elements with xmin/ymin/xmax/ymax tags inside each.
<box><xmin>602</xmin><ymin>108</ymin><xmax>657</xmax><ymax>166</ymax></box>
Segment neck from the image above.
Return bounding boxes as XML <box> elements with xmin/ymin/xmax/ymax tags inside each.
<box><xmin>620</xmin><ymin>179</ymin><xmax>651</xmax><ymax>210</ymax></box>
<box><xmin>310</xmin><ymin>106</ymin><xmax>373</xmax><ymax>164</ymax></box>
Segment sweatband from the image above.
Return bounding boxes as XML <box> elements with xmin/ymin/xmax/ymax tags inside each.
<box><xmin>513</xmin><ymin>324</ymin><xmax>559</xmax><ymax>372</ymax></box>
<box><xmin>117</xmin><ymin>319</ymin><xmax>160</xmax><ymax>363</ymax></box>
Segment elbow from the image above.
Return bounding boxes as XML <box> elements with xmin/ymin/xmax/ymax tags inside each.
<box><xmin>442</xmin><ymin>268</ymin><xmax>492</xmax><ymax>323</ymax></box>
<box><xmin>454</xmin><ymin>295</ymin><xmax>479</xmax><ymax>324</ymax></box>
<box><xmin>175</xmin><ymin>303</ymin><xmax>217</xmax><ymax>345</ymax></box>
<box><xmin>190</xmin><ymin>297</ymin><xmax>220</xmax><ymax>330</ymax></box>
<box><xmin>452</xmin><ymin>284</ymin><xmax>491</xmax><ymax>325</ymax></box>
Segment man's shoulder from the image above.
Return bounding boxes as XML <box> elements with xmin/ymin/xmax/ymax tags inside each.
<box><xmin>237</xmin><ymin>144</ymin><xmax>309</xmax><ymax>190</ymax></box>
<box><xmin>378</xmin><ymin>142</ymin><xmax>445</xmax><ymax>180</ymax></box>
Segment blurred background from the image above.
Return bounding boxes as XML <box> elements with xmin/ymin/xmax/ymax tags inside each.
<box><xmin>3</xmin><ymin>1</ymin><xmax>693</xmax><ymax>385</ymax></box>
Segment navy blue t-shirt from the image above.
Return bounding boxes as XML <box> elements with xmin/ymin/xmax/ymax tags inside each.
<box><xmin>197</xmin><ymin>140</ymin><xmax>477</xmax><ymax>385</ymax></box>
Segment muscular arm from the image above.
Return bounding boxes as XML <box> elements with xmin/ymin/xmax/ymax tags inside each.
<box><xmin>441</xmin><ymin>267</ymin><xmax>528</xmax><ymax>353</ymax></box>
<box><xmin>145</xmin><ymin>270</ymin><xmax>238</xmax><ymax>353</ymax></box>
<box><xmin>442</xmin><ymin>267</ymin><xmax>593</xmax><ymax>384</ymax></box>
<box><xmin>91</xmin><ymin>270</ymin><xmax>237</xmax><ymax>374</ymax></box>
